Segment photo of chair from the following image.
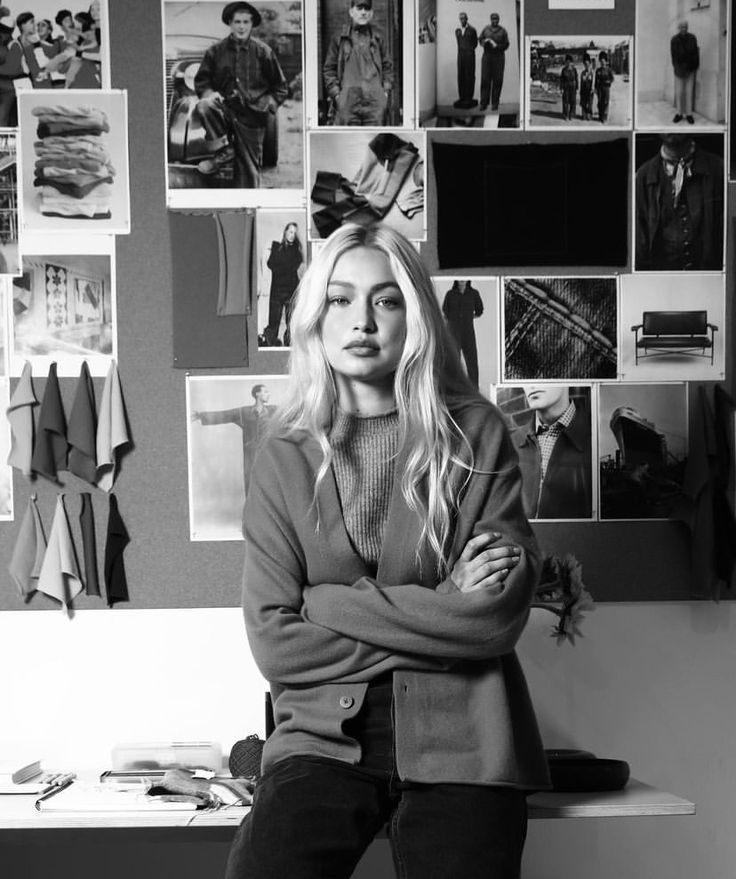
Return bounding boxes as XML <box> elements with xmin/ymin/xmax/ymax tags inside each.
<box><xmin>631</xmin><ymin>310</ymin><xmax>717</xmax><ymax>364</ymax></box>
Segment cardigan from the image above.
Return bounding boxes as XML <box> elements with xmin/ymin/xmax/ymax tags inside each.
<box><xmin>242</xmin><ymin>398</ymin><xmax>551</xmax><ymax>789</ymax></box>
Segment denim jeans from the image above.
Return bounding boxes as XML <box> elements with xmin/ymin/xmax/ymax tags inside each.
<box><xmin>224</xmin><ymin>676</ymin><xmax>528</xmax><ymax>879</ymax></box>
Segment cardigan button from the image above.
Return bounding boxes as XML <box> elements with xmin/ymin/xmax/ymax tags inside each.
<box><xmin>339</xmin><ymin>695</ymin><xmax>355</xmax><ymax>709</ymax></box>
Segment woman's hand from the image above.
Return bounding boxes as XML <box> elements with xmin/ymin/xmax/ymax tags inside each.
<box><xmin>449</xmin><ymin>532</ymin><xmax>521</xmax><ymax>593</ymax></box>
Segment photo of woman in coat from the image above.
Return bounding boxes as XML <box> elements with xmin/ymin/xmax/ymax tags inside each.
<box><xmin>260</xmin><ymin>221</ymin><xmax>305</xmax><ymax>347</ymax></box>
<box><xmin>226</xmin><ymin>223</ymin><xmax>549</xmax><ymax>879</ymax></box>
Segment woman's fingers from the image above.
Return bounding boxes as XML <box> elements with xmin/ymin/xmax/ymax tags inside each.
<box><xmin>458</xmin><ymin>531</ymin><xmax>501</xmax><ymax>562</ymax></box>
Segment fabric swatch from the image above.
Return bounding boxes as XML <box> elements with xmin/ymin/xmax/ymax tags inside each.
<box><xmin>6</xmin><ymin>361</ymin><xmax>38</xmax><ymax>476</ymax></box>
<box><xmin>37</xmin><ymin>494</ymin><xmax>83</xmax><ymax>615</ymax></box>
<box><xmin>79</xmin><ymin>492</ymin><xmax>100</xmax><ymax>597</ymax></box>
<box><xmin>68</xmin><ymin>361</ymin><xmax>98</xmax><ymax>484</ymax></box>
<box><xmin>215</xmin><ymin>211</ymin><xmax>255</xmax><ymax>316</ymax></box>
<box><xmin>95</xmin><ymin>360</ymin><xmax>130</xmax><ymax>492</ymax></box>
<box><xmin>8</xmin><ymin>494</ymin><xmax>46</xmax><ymax>599</ymax></box>
<box><xmin>30</xmin><ymin>361</ymin><xmax>68</xmax><ymax>482</ymax></box>
<box><xmin>104</xmin><ymin>493</ymin><xmax>129</xmax><ymax>607</ymax></box>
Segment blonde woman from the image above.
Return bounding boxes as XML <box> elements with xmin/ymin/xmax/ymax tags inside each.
<box><xmin>227</xmin><ymin>223</ymin><xmax>549</xmax><ymax>879</ymax></box>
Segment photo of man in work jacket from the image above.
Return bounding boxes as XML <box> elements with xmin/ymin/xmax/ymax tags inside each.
<box><xmin>322</xmin><ymin>0</ymin><xmax>393</xmax><ymax>126</ymax></box>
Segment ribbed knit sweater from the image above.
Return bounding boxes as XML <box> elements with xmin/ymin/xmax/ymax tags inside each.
<box><xmin>330</xmin><ymin>409</ymin><xmax>399</xmax><ymax>572</ymax></box>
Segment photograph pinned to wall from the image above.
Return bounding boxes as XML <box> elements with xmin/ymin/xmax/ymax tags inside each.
<box><xmin>0</xmin><ymin>277</ymin><xmax>7</xmax><ymax>374</ymax></box>
<box><xmin>0</xmin><ymin>130</ymin><xmax>19</xmax><ymax>276</ymax></box>
<box><xmin>636</xmin><ymin>0</ymin><xmax>727</xmax><ymax>129</ymax></box>
<box><xmin>0</xmin><ymin>0</ymin><xmax>110</xmax><ymax>131</ymax></box>
<box><xmin>548</xmin><ymin>1</ymin><xmax>615</xmax><ymax>8</ymax></box>
<box><xmin>419</xmin><ymin>0</ymin><xmax>521</xmax><ymax>128</ymax></box>
<box><xmin>502</xmin><ymin>276</ymin><xmax>618</xmax><ymax>381</ymax></box>
<box><xmin>494</xmin><ymin>383</ymin><xmax>596</xmax><ymax>521</ymax></box>
<box><xmin>308</xmin><ymin>128</ymin><xmax>425</xmax><ymax>240</ymax></box>
<box><xmin>634</xmin><ymin>131</ymin><xmax>724</xmax><ymax>272</ymax></box>
<box><xmin>620</xmin><ymin>272</ymin><xmax>725</xmax><ymax>382</ymax></box>
<box><xmin>9</xmin><ymin>233</ymin><xmax>116</xmax><ymax>377</ymax></box>
<box><xmin>304</xmin><ymin>0</ymin><xmax>412</xmax><ymax>128</ymax></box>
<box><xmin>599</xmin><ymin>382</ymin><xmax>688</xmax><ymax>520</ymax></box>
<box><xmin>17</xmin><ymin>89</ymin><xmax>130</xmax><ymax>234</ymax></box>
<box><xmin>525</xmin><ymin>35</ymin><xmax>632</xmax><ymax>128</ymax></box>
<box><xmin>432</xmin><ymin>276</ymin><xmax>498</xmax><ymax>396</ymax></box>
<box><xmin>0</xmin><ymin>378</ymin><xmax>11</xmax><ymax>520</ymax></box>
<box><xmin>162</xmin><ymin>0</ymin><xmax>305</xmax><ymax>210</ymax></box>
<box><xmin>187</xmin><ymin>373</ymin><xmax>289</xmax><ymax>541</ymax></box>
<box><xmin>255</xmin><ymin>208</ymin><xmax>308</xmax><ymax>348</ymax></box>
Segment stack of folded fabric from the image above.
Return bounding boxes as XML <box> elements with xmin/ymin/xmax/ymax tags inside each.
<box><xmin>31</xmin><ymin>104</ymin><xmax>115</xmax><ymax>220</ymax></box>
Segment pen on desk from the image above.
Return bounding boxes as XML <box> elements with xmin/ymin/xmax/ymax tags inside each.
<box><xmin>34</xmin><ymin>774</ymin><xmax>76</xmax><ymax>808</ymax></box>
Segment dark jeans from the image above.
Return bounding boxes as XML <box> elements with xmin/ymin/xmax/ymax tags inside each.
<box><xmin>224</xmin><ymin>677</ymin><xmax>528</xmax><ymax>879</ymax></box>
<box><xmin>195</xmin><ymin>96</ymin><xmax>266</xmax><ymax>188</ymax></box>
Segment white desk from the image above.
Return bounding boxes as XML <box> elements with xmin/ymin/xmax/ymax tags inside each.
<box><xmin>0</xmin><ymin>777</ymin><xmax>694</xmax><ymax>834</ymax></box>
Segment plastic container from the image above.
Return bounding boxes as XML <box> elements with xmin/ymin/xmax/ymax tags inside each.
<box><xmin>111</xmin><ymin>742</ymin><xmax>223</xmax><ymax>772</ymax></box>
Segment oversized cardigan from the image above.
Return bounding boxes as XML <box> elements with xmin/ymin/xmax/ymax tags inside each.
<box><xmin>242</xmin><ymin>398</ymin><xmax>551</xmax><ymax>789</ymax></box>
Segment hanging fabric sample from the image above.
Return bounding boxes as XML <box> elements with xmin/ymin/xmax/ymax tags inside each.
<box><xmin>31</xmin><ymin>105</ymin><xmax>115</xmax><ymax>219</ymax></box>
<box><xmin>104</xmin><ymin>493</ymin><xmax>129</xmax><ymax>607</ymax></box>
<box><xmin>95</xmin><ymin>360</ymin><xmax>129</xmax><ymax>492</ymax></box>
<box><xmin>79</xmin><ymin>492</ymin><xmax>100</xmax><ymax>597</ymax></box>
<box><xmin>37</xmin><ymin>494</ymin><xmax>83</xmax><ymax>614</ymax></box>
<box><xmin>68</xmin><ymin>361</ymin><xmax>98</xmax><ymax>483</ymax></box>
<box><xmin>30</xmin><ymin>361</ymin><xmax>68</xmax><ymax>482</ymax></box>
<box><xmin>8</xmin><ymin>494</ymin><xmax>46</xmax><ymax>599</ymax></box>
<box><xmin>214</xmin><ymin>211</ymin><xmax>256</xmax><ymax>317</ymax></box>
<box><xmin>6</xmin><ymin>361</ymin><xmax>38</xmax><ymax>476</ymax></box>
<box><xmin>170</xmin><ymin>211</ymin><xmax>251</xmax><ymax>368</ymax></box>
<box><xmin>432</xmin><ymin>138</ymin><xmax>629</xmax><ymax>268</ymax></box>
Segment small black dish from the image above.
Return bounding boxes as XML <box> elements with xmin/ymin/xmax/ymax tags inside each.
<box><xmin>546</xmin><ymin>757</ymin><xmax>630</xmax><ymax>792</ymax></box>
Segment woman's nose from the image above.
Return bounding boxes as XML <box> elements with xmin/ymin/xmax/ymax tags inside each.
<box><xmin>353</xmin><ymin>303</ymin><xmax>376</xmax><ymax>332</ymax></box>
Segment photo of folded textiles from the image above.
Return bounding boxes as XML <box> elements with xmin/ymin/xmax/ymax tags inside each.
<box><xmin>31</xmin><ymin>105</ymin><xmax>115</xmax><ymax>220</ymax></box>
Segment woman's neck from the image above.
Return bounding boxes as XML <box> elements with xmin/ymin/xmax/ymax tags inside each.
<box><xmin>336</xmin><ymin>378</ymin><xmax>396</xmax><ymax>417</ymax></box>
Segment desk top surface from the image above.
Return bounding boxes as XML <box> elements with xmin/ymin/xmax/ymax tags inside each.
<box><xmin>0</xmin><ymin>778</ymin><xmax>694</xmax><ymax>831</ymax></box>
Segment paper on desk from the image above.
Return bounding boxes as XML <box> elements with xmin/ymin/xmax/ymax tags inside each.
<box><xmin>35</xmin><ymin>783</ymin><xmax>202</xmax><ymax>812</ymax></box>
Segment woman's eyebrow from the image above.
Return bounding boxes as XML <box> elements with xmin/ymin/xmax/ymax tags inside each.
<box><xmin>327</xmin><ymin>279</ymin><xmax>401</xmax><ymax>293</ymax></box>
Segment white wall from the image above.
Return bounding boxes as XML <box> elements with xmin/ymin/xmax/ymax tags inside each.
<box><xmin>2</xmin><ymin>602</ymin><xmax>735</xmax><ymax>878</ymax></box>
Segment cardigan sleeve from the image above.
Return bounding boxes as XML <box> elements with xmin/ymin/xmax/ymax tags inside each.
<box><xmin>242</xmin><ymin>443</ymin><xmax>448</xmax><ymax>685</ymax></box>
<box><xmin>302</xmin><ymin>412</ymin><xmax>541</xmax><ymax>660</ymax></box>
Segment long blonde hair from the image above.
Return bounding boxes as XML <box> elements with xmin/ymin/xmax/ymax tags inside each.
<box><xmin>275</xmin><ymin>223</ymin><xmax>485</xmax><ymax>574</ymax></box>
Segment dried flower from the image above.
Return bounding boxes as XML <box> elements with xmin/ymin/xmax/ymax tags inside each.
<box><xmin>531</xmin><ymin>553</ymin><xmax>595</xmax><ymax>646</ymax></box>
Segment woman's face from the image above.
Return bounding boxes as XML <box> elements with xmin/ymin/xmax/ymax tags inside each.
<box><xmin>284</xmin><ymin>224</ymin><xmax>297</xmax><ymax>243</ymax></box>
<box><xmin>90</xmin><ymin>1</ymin><xmax>101</xmax><ymax>21</ymax></box>
<box><xmin>320</xmin><ymin>246</ymin><xmax>406</xmax><ymax>394</ymax></box>
<box><xmin>37</xmin><ymin>20</ymin><xmax>51</xmax><ymax>39</ymax></box>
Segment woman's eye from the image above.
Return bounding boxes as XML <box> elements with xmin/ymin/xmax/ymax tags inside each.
<box><xmin>327</xmin><ymin>295</ymin><xmax>349</xmax><ymax>306</ymax></box>
<box><xmin>376</xmin><ymin>297</ymin><xmax>402</xmax><ymax>309</ymax></box>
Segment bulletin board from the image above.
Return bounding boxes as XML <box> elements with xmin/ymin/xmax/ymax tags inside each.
<box><xmin>0</xmin><ymin>0</ymin><xmax>732</xmax><ymax>610</ymax></box>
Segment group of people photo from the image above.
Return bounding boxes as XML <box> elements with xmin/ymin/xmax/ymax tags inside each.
<box><xmin>0</xmin><ymin>1</ymin><xmax>103</xmax><ymax>125</ymax></box>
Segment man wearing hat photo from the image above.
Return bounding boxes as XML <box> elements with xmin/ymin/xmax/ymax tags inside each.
<box><xmin>193</xmin><ymin>1</ymin><xmax>288</xmax><ymax>188</ymax></box>
<box><xmin>322</xmin><ymin>0</ymin><xmax>393</xmax><ymax>126</ymax></box>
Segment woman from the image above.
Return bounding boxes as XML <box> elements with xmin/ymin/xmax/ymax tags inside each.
<box><xmin>261</xmin><ymin>221</ymin><xmax>304</xmax><ymax>347</ymax></box>
<box><xmin>228</xmin><ymin>223</ymin><xmax>549</xmax><ymax>879</ymax></box>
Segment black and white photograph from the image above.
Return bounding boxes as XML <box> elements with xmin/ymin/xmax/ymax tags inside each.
<box><xmin>305</xmin><ymin>0</ymin><xmax>409</xmax><ymax>128</ymax></box>
<box><xmin>256</xmin><ymin>208</ymin><xmax>308</xmax><ymax>348</ymax></box>
<box><xmin>9</xmin><ymin>235</ymin><xmax>116</xmax><ymax>376</ymax></box>
<box><xmin>17</xmin><ymin>88</ymin><xmax>130</xmax><ymax>234</ymax></box>
<box><xmin>187</xmin><ymin>374</ymin><xmax>289</xmax><ymax>541</ymax></box>
<box><xmin>495</xmin><ymin>383</ymin><xmax>595</xmax><ymax>521</ymax></box>
<box><xmin>0</xmin><ymin>129</ymin><xmax>18</xmax><ymax>276</ymax></box>
<box><xmin>634</xmin><ymin>131</ymin><xmax>724</xmax><ymax>271</ymax></box>
<box><xmin>163</xmin><ymin>0</ymin><xmax>304</xmax><ymax>209</ymax></box>
<box><xmin>620</xmin><ymin>272</ymin><xmax>725</xmax><ymax>382</ymax></box>
<box><xmin>526</xmin><ymin>35</ymin><xmax>632</xmax><ymax>128</ymax></box>
<box><xmin>636</xmin><ymin>0</ymin><xmax>727</xmax><ymax>129</ymax></box>
<box><xmin>0</xmin><ymin>378</ymin><xmax>11</xmax><ymax>520</ymax></box>
<box><xmin>0</xmin><ymin>0</ymin><xmax>109</xmax><ymax>130</ymax></box>
<box><xmin>0</xmin><ymin>277</ymin><xmax>6</xmax><ymax>373</ymax></box>
<box><xmin>419</xmin><ymin>0</ymin><xmax>521</xmax><ymax>128</ymax></box>
<box><xmin>599</xmin><ymin>382</ymin><xmax>687</xmax><ymax>520</ymax></box>
<box><xmin>548</xmin><ymin>1</ymin><xmax>614</xmax><ymax>8</ymax></box>
<box><xmin>308</xmin><ymin>128</ymin><xmax>425</xmax><ymax>240</ymax></box>
<box><xmin>432</xmin><ymin>276</ymin><xmax>498</xmax><ymax>395</ymax></box>
<box><xmin>502</xmin><ymin>276</ymin><xmax>618</xmax><ymax>381</ymax></box>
